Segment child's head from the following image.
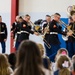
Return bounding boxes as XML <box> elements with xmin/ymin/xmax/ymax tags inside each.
<box><xmin>57</xmin><ymin>48</ymin><xmax>68</xmax><ymax>55</ymax></box>
<box><xmin>55</xmin><ymin>48</ymin><xmax>68</xmax><ymax>61</ymax></box>
<box><xmin>56</xmin><ymin>55</ymin><xmax>71</xmax><ymax>75</ymax></box>
<box><xmin>37</xmin><ymin>43</ymin><xmax>44</xmax><ymax>56</ymax></box>
<box><xmin>72</xmin><ymin>55</ymin><xmax>75</xmax><ymax>62</ymax></box>
<box><xmin>72</xmin><ymin>55</ymin><xmax>75</xmax><ymax>71</ymax></box>
<box><xmin>15</xmin><ymin>40</ymin><xmax>45</xmax><ymax>75</ymax></box>
<box><xmin>8</xmin><ymin>53</ymin><xmax>16</xmax><ymax>67</ymax></box>
<box><xmin>57</xmin><ymin>55</ymin><xmax>70</xmax><ymax>69</ymax></box>
<box><xmin>0</xmin><ymin>54</ymin><xmax>10</xmax><ymax>75</ymax></box>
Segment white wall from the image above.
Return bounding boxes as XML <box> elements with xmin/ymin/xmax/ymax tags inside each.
<box><xmin>19</xmin><ymin>0</ymin><xmax>75</xmax><ymax>21</ymax></box>
<box><xmin>19</xmin><ymin>0</ymin><xmax>75</xmax><ymax>12</ymax></box>
<box><xmin>0</xmin><ymin>0</ymin><xmax>11</xmax><ymax>54</ymax></box>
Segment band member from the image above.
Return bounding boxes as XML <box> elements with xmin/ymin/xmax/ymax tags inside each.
<box><xmin>45</xmin><ymin>13</ymin><xmax>72</xmax><ymax>62</ymax></box>
<box><xmin>33</xmin><ymin>19</ymin><xmax>43</xmax><ymax>33</ymax></box>
<box><xmin>11</xmin><ymin>16</ymin><xmax>23</xmax><ymax>50</ymax></box>
<box><xmin>41</xmin><ymin>15</ymin><xmax>51</xmax><ymax>34</ymax></box>
<box><xmin>11</xmin><ymin>15</ymin><xmax>20</xmax><ymax>39</ymax></box>
<box><xmin>66</xmin><ymin>13</ymin><xmax>75</xmax><ymax>58</ymax></box>
<box><xmin>41</xmin><ymin>15</ymin><xmax>51</xmax><ymax>58</ymax></box>
<box><xmin>68</xmin><ymin>16</ymin><xmax>73</xmax><ymax>23</ymax></box>
<box><xmin>18</xmin><ymin>14</ymin><xmax>38</xmax><ymax>43</ymax></box>
<box><xmin>0</xmin><ymin>16</ymin><xmax>7</xmax><ymax>53</ymax></box>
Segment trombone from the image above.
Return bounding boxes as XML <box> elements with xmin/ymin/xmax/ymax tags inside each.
<box><xmin>59</xmin><ymin>20</ymin><xmax>75</xmax><ymax>40</ymax></box>
<box><xmin>30</xmin><ymin>21</ymin><xmax>51</xmax><ymax>49</ymax></box>
<box><xmin>29</xmin><ymin>21</ymin><xmax>41</xmax><ymax>32</ymax></box>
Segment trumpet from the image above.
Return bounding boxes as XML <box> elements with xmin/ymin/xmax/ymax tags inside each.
<box><xmin>59</xmin><ymin>20</ymin><xmax>75</xmax><ymax>41</ymax></box>
<box><xmin>30</xmin><ymin>21</ymin><xmax>51</xmax><ymax>49</ymax></box>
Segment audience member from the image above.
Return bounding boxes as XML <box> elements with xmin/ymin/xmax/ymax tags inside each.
<box><xmin>8</xmin><ymin>53</ymin><xmax>16</xmax><ymax>70</ymax></box>
<box><xmin>54</xmin><ymin>55</ymin><xmax>71</xmax><ymax>75</ymax></box>
<box><xmin>71</xmin><ymin>55</ymin><xmax>75</xmax><ymax>75</ymax></box>
<box><xmin>37</xmin><ymin>43</ymin><xmax>51</xmax><ymax>70</ymax></box>
<box><xmin>14</xmin><ymin>40</ymin><xmax>50</xmax><ymax>75</ymax></box>
<box><xmin>0</xmin><ymin>53</ymin><xmax>13</xmax><ymax>75</ymax></box>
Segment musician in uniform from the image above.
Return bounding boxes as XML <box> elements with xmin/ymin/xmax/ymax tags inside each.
<box><xmin>45</xmin><ymin>13</ymin><xmax>72</xmax><ymax>62</ymax></box>
<box><xmin>11</xmin><ymin>16</ymin><xmax>23</xmax><ymax>50</ymax></box>
<box><xmin>34</xmin><ymin>19</ymin><xmax>43</xmax><ymax>33</ymax></box>
<box><xmin>66</xmin><ymin>13</ymin><xmax>75</xmax><ymax>58</ymax></box>
<box><xmin>0</xmin><ymin>16</ymin><xmax>7</xmax><ymax>53</ymax></box>
<box><xmin>41</xmin><ymin>15</ymin><xmax>51</xmax><ymax>34</ymax></box>
<box><xmin>11</xmin><ymin>16</ymin><xmax>20</xmax><ymax>39</ymax></box>
<box><xmin>41</xmin><ymin>15</ymin><xmax>51</xmax><ymax>58</ymax></box>
<box><xmin>18</xmin><ymin>14</ymin><xmax>38</xmax><ymax>43</ymax></box>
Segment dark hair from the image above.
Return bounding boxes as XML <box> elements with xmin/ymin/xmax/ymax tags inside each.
<box><xmin>25</xmin><ymin>14</ymin><xmax>30</xmax><ymax>17</ymax></box>
<box><xmin>69</xmin><ymin>16</ymin><xmax>73</xmax><ymax>20</ymax></box>
<box><xmin>73</xmin><ymin>62</ymin><xmax>75</xmax><ymax>72</ymax></box>
<box><xmin>46</xmin><ymin>15</ymin><xmax>51</xmax><ymax>17</ymax></box>
<box><xmin>8</xmin><ymin>53</ymin><xmax>16</xmax><ymax>70</ymax></box>
<box><xmin>72</xmin><ymin>55</ymin><xmax>75</xmax><ymax>72</ymax></box>
<box><xmin>0</xmin><ymin>15</ymin><xmax>1</xmax><ymax>17</ymax></box>
<box><xmin>54</xmin><ymin>13</ymin><xmax>61</xmax><ymax>16</ymax></box>
<box><xmin>14</xmin><ymin>40</ymin><xmax>45</xmax><ymax>75</ymax></box>
<box><xmin>19</xmin><ymin>16</ymin><xmax>23</xmax><ymax>19</ymax></box>
<box><xmin>70</xmin><ymin>11</ymin><xmax>75</xmax><ymax>16</ymax></box>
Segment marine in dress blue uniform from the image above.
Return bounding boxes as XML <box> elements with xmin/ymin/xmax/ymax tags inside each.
<box><xmin>18</xmin><ymin>14</ymin><xmax>38</xmax><ymax>43</ymax></box>
<box><xmin>0</xmin><ymin>16</ymin><xmax>7</xmax><ymax>53</ymax></box>
<box><xmin>11</xmin><ymin>16</ymin><xmax>23</xmax><ymax>50</ymax></box>
<box><xmin>45</xmin><ymin>13</ymin><xmax>67</xmax><ymax>62</ymax></box>
<box><xmin>66</xmin><ymin>15</ymin><xmax>75</xmax><ymax>57</ymax></box>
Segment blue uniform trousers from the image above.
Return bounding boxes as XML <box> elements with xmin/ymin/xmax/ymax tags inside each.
<box><xmin>0</xmin><ymin>41</ymin><xmax>6</xmax><ymax>53</ymax></box>
<box><xmin>66</xmin><ymin>42</ymin><xmax>75</xmax><ymax>58</ymax></box>
<box><xmin>15</xmin><ymin>41</ymin><xmax>20</xmax><ymax>51</ymax></box>
<box><xmin>45</xmin><ymin>43</ymin><xmax>60</xmax><ymax>62</ymax></box>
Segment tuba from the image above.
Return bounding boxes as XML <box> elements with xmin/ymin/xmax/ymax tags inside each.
<box><xmin>61</xmin><ymin>5</ymin><xmax>75</xmax><ymax>41</ymax></box>
<box><xmin>67</xmin><ymin>5</ymin><xmax>75</xmax><ymax>16</ymax></box>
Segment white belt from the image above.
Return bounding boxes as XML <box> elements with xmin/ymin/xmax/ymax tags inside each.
<box><xmin>17</xmin><ymin>32</ymin><xmax>21</xmax><ymax>34</ymax></box>
<box><xmin>0</xmin><ymin>32</ymin><xmax>5</xmax><ymax>34</ymax></box>
<box><xmin>21</xmin><ymin>31</ymin><xmax>29</xmax><ymax>34</ymax></box>
<box><xmin>50</xmin><ymin>32</ymin><xmax>58</xmax><ymax>34</ymax></box>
